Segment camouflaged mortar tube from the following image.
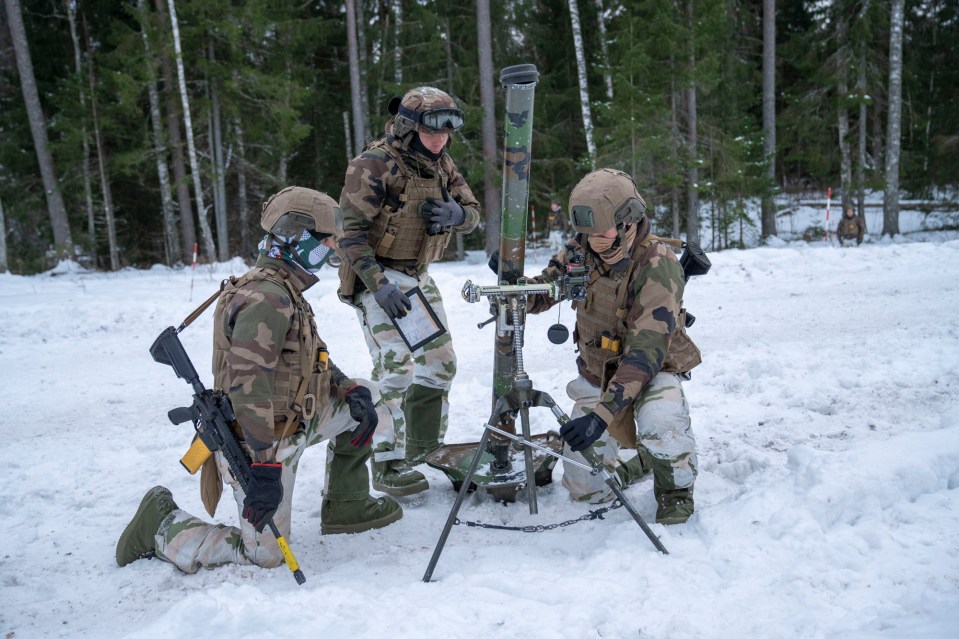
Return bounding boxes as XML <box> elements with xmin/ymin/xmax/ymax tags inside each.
<box><xmin>494</xmin><ymin>64</ymin><xmax>539</xmax><ymax>511</ymax></box>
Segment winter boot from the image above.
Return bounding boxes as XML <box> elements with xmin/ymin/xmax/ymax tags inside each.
<box><xmin>115</xmin><ymin>486</ymin><xmax>178</xmax><ymax>566</ymax></box>
<box><xmin>404</xmin><ymin>384</ymin><xmax>445</xmax><ymax>464</ymax></box>
<box><xmin>320</xmin><ymin>496</ymin><xmax>403</xmax><ymax>535</ymax></box>
<box><xmin>655</xmin><ymin>485</ymin><xmax>694</xmax><ymax>525</ymax></box>
<box><xmin>615</xmin><ymin>448</ymin><xmax>653</xmax><ymax>487</ymax></box>
<box><xmin>372</xmin><ymin>459</ymin><xmax>429</xmax><ymax>496</ymax></box>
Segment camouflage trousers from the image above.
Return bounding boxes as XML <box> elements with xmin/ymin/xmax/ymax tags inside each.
<box><xmin>355</xmin><ymin>268</ymin><xmax>456</xmax><ymax>463</ymax></box>
<box><xmin>154</xmin><ymin>379</ymin><xmax>386</xmax><ymax>573</ymax></box>
<box><xmin>562</xmin><ymin>373</ymin><xmax>697</xmax><ymax>503</ymax></box>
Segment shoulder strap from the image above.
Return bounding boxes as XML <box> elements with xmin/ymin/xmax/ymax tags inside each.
<box><xmin>178</xmin><ymin>277</ymin><xmax>235</xmax><ymax>332</ymax></box>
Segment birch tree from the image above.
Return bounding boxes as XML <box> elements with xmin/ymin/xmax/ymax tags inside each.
<box><xmin>346</xmin><ymin>0</ymin><xmax>366</xmax><ymax>154</ymax></box>
<box><xmin>568</xmin><ymin>0</ymin><xmax>596</xmax><ymax>168</ymax></box>
<box><xmin>685</xmin><ymin>0</ymin><xmax>700</xmax><ymax>245</ymax></box>
<box><xmin>4</xmin><ymin>0</ymin><xmax>73</xmax><ymax>253</ymax></box>
<box><xmin>167</xmin><ymin>0</ymin><xmax>215</xmax><ymax>262</ymax></box>
<box><xmin>836</xmin><ymin>13</ymin><xmax>853</xmax><ymax>212</ymax></box>
<box><xmin>760</xmin><ymin>0</ymin><xmax>777</xmax><ymax>238</ymax></box>
<box><xmin>476</xmin><ymin>0</ymin><xmax>499</xmax><ymax>255</ymax></box>
<box><xmin>208</xmin><ymin>42</ymin><xmax>228</xmax><ymax>262</ymax></box>
<box><xmin>594</xmin><ymin>0</ymin><xmax>613</xmax><ymax>101</ymax></box>
<box><xmin>138</xmin><ymin>0</ymin><xmax>179</xmax><ymax>265</ymax></box>
<box><xmin>393</xmin><ymin>0</ymin><xmax>403</xmax><ymax>84</ymax></box>
<box><xmin>65</xmin><ymin>0</ymin><xmax>96</xmax><ymax>263</ymax></box>
<box><xmin>82</xmin><ymin>17</ymin><xmax>119</xmax><ymax>270</ymax></box>
<box><xmin>882</xmin><ymin>0</ymin><xmax>904</xmax><ymax>237</ymax></box>
<box><xmin>155</xmin><ymin>0</ymin><xmax>195</xmax><ymax>259</ymax></box>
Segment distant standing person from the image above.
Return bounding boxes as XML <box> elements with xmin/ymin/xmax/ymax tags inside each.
<box><xmin>837</xmin><ymin>205</ymin><xmax>866</xmax><ymax>246</ymax></box>
<box><xmin>336</xmin><ymin>86</ymin><xmax>480</xmax><ymax>496</ymax></box>
<box><xmin>547</xmin><ymin>200</ymin><xmax>567</xmax><ymax>250</ymax></box>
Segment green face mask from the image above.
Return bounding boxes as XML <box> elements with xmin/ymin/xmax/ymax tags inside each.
<box><xmin>291</xmin><ymin>229</ymin><xmax>333</xmax><ymax>271</ymax></box>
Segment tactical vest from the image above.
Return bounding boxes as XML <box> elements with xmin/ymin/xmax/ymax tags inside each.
<box><xmin>838</xmin><ymin>217</ymin><xmax>860</xmax><ymax>237</ymax></box>
<box><xmin>364</xmin><ymin>139</ymin><xmax>453</xmax><ymax>264</ymax></box>
<box><xmin>212</xmin><ymin>264</ymin><xmax>331</xmax><ymax>439</ymax></box>
<box><xmin>573</xmin><ymin>236</ymin><xmax>702</xmax><ymax>390</ymax></box>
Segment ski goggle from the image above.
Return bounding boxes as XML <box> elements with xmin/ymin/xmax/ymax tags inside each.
<box><xmin>404</xmin><ymin>107</ymin><xmax>465</xmax><ymax>132</ymax></box>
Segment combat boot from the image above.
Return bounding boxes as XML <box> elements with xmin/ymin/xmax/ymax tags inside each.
<box><xmin>320</xmin><ymin>495</ymin><xmax>402</xmax><ymax>535</ymax></box>
<box><xmin>655</xmin><ymin>485</ymin><xmax>694</xmax><ymax>525</ymax></box>
<box><xmin>615</xmin><ymin>448</ymin><xmax>652</xmax><ymax>487</ymax></box>
<box><xmin>372</xmin><ymin>459</ymin><xmax>429</xmax><ymax>496</ymax></box>
<box><xmin>404</xmin><ymin>384</ymin><xmax>444</xmax><ymax>464</ymax></box>
<box><xmin>115</xmin><ymin>486</ymin><xmax>178</xmax><ymax>566</ymax></box>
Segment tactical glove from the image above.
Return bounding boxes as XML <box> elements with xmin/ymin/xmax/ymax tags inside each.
<box><xmin>345</xmin><ymin>386</ymin><xmax>378</xmax><ymax>447</ymax></box>
<box><xmin>487</xmin><ymin>250</ymin><xmax>499</xmax><ymax>275</ymax></box>
<box><xmin>560</xmin><ymin>412</ymin><xmax>608</xmax><ymax>452</ymax></box>
<box><xmin>242</xmin><ymin>463</ymin><xmax>283</xmax><ymax>533</ymax></box>
<box><xmin>420</xmin><ymin>187</ymin><xmax>465</xmax><ymax>232</ymax></box>
<box><xmin>373</xmin><ymin>283</ymin><xmax>412</xmax><ymax>319</ymax></box>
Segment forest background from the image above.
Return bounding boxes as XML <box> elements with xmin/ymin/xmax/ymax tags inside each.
<box><xmin>1</xmin><ymin>0</ymin><xmax>956</xmax><ymax>274</ymax></box>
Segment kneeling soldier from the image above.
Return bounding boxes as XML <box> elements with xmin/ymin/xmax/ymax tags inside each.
<box><xmin>116</xmin><ymin>187</ymin><xmax>401</xmax><ymax>574</ymax></box>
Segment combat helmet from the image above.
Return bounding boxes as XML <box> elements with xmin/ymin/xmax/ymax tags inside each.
<box><xmin>261</xmin><ymin>186</ymin><xmax>338</xmax><ymax>239</ymax></box>
<box><xmin>388</xmin><ymin>86</ymin><xmax>465</xmax><ymax>139</ymax></box>
<box><xmin>568</xmin><ymin>168</ymin><xmax>647</xmax><ymax>235</ymax></box>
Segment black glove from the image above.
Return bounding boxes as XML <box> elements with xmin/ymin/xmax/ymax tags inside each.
<box><xmin>487</xmin><ymin>250</ymin><xmax>499</xmax><ymax>275</ymax></box>
<box><xmin>242</xmin><ymin>463</ymin><xmax>283</xmax><ymax>533</ymax></box>
<box><xmin>420</xmin><ymin>187</ymin><xmax>465</xmax><ymax>231</ymax></box>
<box><xmin>373</xmin><ymin>282</ymin><xmax>412</xmax><ymax>319</ymax></box>
<box><xmin>345</xmin><ymin>386</ymin><xmax>378</xmax><ymax>447</ymax></box>
<box><xmin>560</xmin><ymin>412</ymin><xmax>608</xmax><ymax>452</ymax></box>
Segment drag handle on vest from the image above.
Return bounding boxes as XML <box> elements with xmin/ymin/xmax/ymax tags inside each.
<box><xmin>149</xmin><ymin>326</ymin><xmax>307</xmax><ymax>586</ymax></box>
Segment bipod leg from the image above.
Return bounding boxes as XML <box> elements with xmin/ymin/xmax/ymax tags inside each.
<box><xmin>581</xmin><ymin>448</ymin><xmax>669</xmax><ymax>555</ymax></box>
<box><xmin>518</xmin><ymin>405</ymin><xmax>537</xmax><ymax>514</ymax></box>
<box><xmin>423</xmin><ymin>425</ymin><xmax>493</xmax><ymax>582</ymax></box>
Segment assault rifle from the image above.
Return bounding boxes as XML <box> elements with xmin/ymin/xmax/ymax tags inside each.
<box><xmin>149</xmin><ymin>326</ymin><xmax>306</xmax><ymax>585</ymax></box>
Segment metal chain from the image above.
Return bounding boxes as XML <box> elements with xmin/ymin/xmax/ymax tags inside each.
<box><xmin>454</xmin><ymin>500</ymin><xmax>624</xmax><ymax>533</ymax></box>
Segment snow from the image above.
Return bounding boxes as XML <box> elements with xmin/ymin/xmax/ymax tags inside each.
<box><xmin>2</xmin><ymin>234</ymin><xmax>958</xmax><ymax>638</ymax></box>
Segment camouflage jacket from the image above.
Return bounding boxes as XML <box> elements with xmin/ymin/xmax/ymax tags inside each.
<box><xmin>337</xmin><ymin>134</ymin><xmax>480</xmax><ymax>294</ymax></box>
<box><xmin>837</xmin><ymin>214</ymin><xmax>866</xmax><ymax>240</ymax></box>
<box><xmin>529</xmin><ymin>219</ymin><xmax>699</xmax><ymax>426</ymax></box>
<box><xmin>212</xmin><ymin>255</ymin><xmax>353</xmax><ymax>462</ymax></box>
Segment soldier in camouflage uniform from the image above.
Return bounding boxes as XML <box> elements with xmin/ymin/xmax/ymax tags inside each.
<box><xmin>116</xmin><ymin>187</ymin><xmax>401</xmax><ymax>574</ymax></box>
<box><xmin>837</xmin><ymin>205</ymin><xmax>866</xmax><ymax>246</ymax></box>
<box><xmin>336</xmin><ymin>87</ymin><xmax>480</xmax><ymax>496</ymax></box>
<box><xmin>527</xmin><ymin>169</ymin><xmax>702</xmax><ymax>524</ymax></box>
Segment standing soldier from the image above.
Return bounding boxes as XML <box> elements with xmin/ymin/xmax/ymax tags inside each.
<box><xmin>336</xmin><ymin>87</ymin><xmax>479</xmax><ymax>496</ymax></box>
<box><xmin>836</xmin><ymin>205</ymin><xmax>866</xmax><ymax>246</ymax></box>
<box><xmin>116</xmin><ymin>187</ymin><xmax>402</xmax><ymax>575</ymax></box>
<box><xmin>547</xmin><ymin>200</ymin><xmax>567</xmax><ymax>250</ymax></box>
<box><xmin>527</xmin><ymin>169</ymin><xmax>702</xmax><ymax>524</ymax></box>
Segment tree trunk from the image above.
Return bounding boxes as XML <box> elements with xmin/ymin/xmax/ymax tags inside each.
<box><xmin>167</xmin><ymin>0</ymin><xmax>215</xmax><ymax>262</ymax></box>
<box><xmin>760</xmin><ymin>0</ymin><xmax>777</xmax><ymax>238</ymax></box>
<box><xmin>208</xmin><ymin>42</ymin><xmax>228</xmax><ymax>262</ymax></box>
<box><xmin>670</xmin><ymin>80</ymin><xmax>681</xmax><ymax>238</ymax></box>
<box><xmin>83</xmin><ymin>18</ymin><xmax>120</xmax><ymax>271</ymax></box>
<box><xmin>393</xmin><ymin>0</ymin><xmax>402</xmax><ymax>84</ymax></box>
<box><xmin>567</xmin><ymin>0</ymin><xmax>596</xmax><ymax>168</ymax></box>
<box><xmin>343</xmin><ymin>111</ymin><xmax>353</xmax><ymax>162</ymax></box>
<box><xmin>355</xmin><ymin>0</ymin><xmax>371</xmax><ymax>143</ymax></box>
<box><xmin>234</xmin><ymin>105</ymin><xmax>250</xmax><ymax>259</ymax></box>
<box><xmin>856</xmin><ymin>48</ymin><xmax>867</xmax><ymax>220</ymax></box>
<box><xmin>346</xmin><ymin>0</ymin><xmax>366</xmax><ymax>154</ymax></box>
<box><xmin>593</xmin><ymin>0</ymin><xmax>613</xmax><ymax>101</ymax></box>
<box><xmin>5</xmin><ymin>0</ymin><xmax>73</xmax><ymax>253</ymax></box>
<box><xmin>882</xmin><ymin>0</ymin><xmax>904</xmax><ymax>237</ymax></box>
<box><xmin>0</xmin><ymin>195</ymin><xmax>7</xmax><ymax>272</ymax></box>
<box><xmin>138</xmin><ymin>0</ymin><xmax>179</xmax><ymax>266</ymax></box>
<box><xmin>684</xmin><ymin>0</ymin><xmax>700</xmax><ymax>246</ymax></box>
<box><xmin>66</xmin><ymin>0</ymin><xmax>97</xmax><ymax>265</ymax></box>
<box><xmin>836</xmin><ymin>15</ymin><xmax>852</xmax><ymax>212</ymax></box>
<box><xmin>155</xmin><ymin>0</ymin><xmax>195</xmax><ymax>259</ymax></box>
<box><xmin>476</xmin><ymin>0</ymin><xmax>500</xmax><ymax>255</ymax></box>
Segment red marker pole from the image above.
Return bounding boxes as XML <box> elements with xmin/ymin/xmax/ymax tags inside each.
<box><xmin>530</xmin><ymin>204</ymin><xmax>536</xmax><ymax>244</ymax></box>
<box><xmin>189</xmin><ymin>242</ymin><xmax>198</xmax><ymax>301</ymax></box>
<box><xmin>825</xmin><ymin>188</ymin><xmax>832</xmax><ymax>245</ymax></box>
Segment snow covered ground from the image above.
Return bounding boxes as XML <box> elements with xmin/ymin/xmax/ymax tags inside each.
<box><xmin>1</xmin><ymin>233</ymin><xmax>958</xmax><ymax>638</ymax></box>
